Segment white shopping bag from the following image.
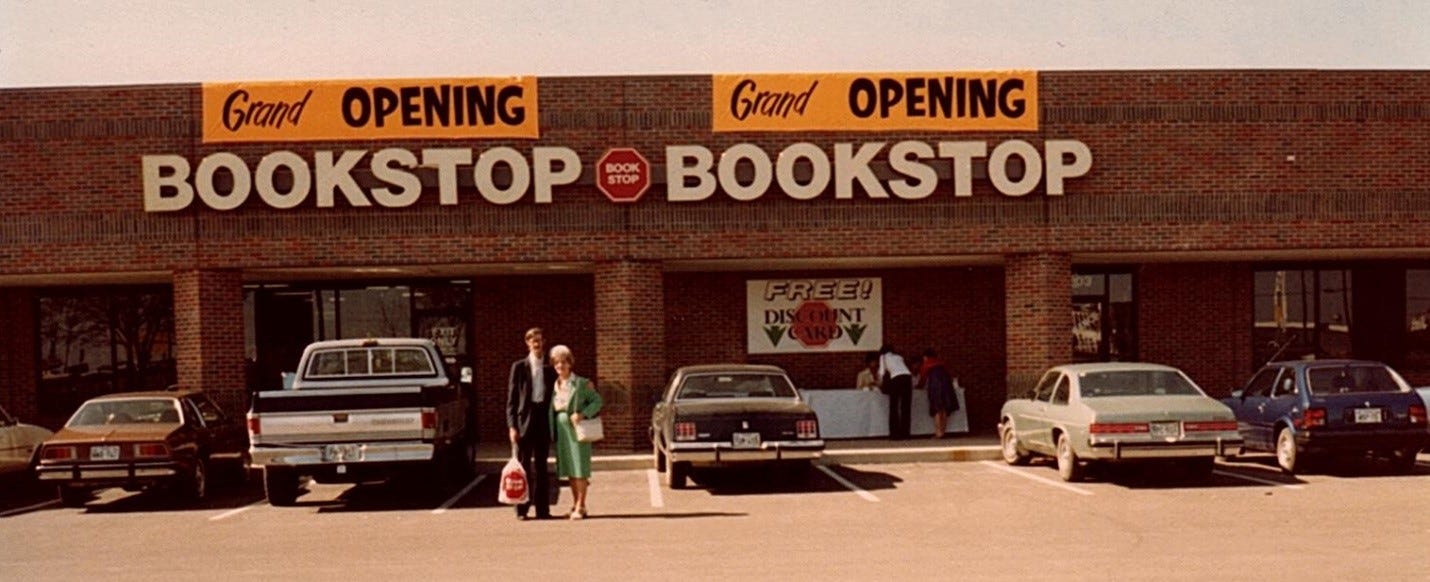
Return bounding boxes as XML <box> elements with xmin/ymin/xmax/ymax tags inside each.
<box><xmin>497</xmin><ymin>453</ymin><xmax>528</xmax><ymax>505</ymax></box>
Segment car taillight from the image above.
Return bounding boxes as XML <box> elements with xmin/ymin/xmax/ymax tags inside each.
<box><xmin>246</xmin><ymin>414</ymin><xmax>260</xmax><ymax>436</ymax></box>
<box><xmin>674</xmin><ymin>422</ymin><xmax>696</xmax><ymax>441</ymax></box>
<box><xmin>42</xmin><ymin>446</ymin><xmax>76</xmax><ymax>461</ymax></box>
<box><xmin>421</xmin><ymin>409</ymin><xmax>437</xmax><ymax>438</ymax></box>
<box><xmin>796</xmin><ymin>419</ymin><xmax>818</xmax><ymax>439</ymax></box>
<box><xmin>133</xmin><ymin>443</ymin><xmax>169</xmax><ymax>458</ymax></box>
<box><xmin>1184</xmin><ymin>421</ymin><xmax>1239</xmax><ymax>432</ymax></box>
<box><xmin>1089</xmin><ymin>423</ymin><xmax>1149</xmax><ymax>434</ymax></box>
<box><xmin>1410</xmin><ymin>404</ymin><xmax>1427</xmax><ymax>425</ymax></box>
<box><xmin>1299</xmin><ymin>408</ymin><xmax>1327</xmax><ymax>429</ymax></box>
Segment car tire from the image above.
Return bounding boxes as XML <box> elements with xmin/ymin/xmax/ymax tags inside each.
<box><xmin>264</xmin><ymin>466</ymin><xmax>300</xmax><ymax>506</ymax></box>
<box><xmin>662</xmin><ymin>453</ymin><xmax>687</xmax><ymax>489</ymax></box>
<box><xmin>1001</xmin><ymin>424</ymin><xmax>1031</xmax><ymax>466</ymax></box>
<box><xmin>184</xmin><ymin>458</ymin><xmax>208</xmax><ymax>501</ymax></box>
<box><xmin>58</xmin><ymin>486</ymin><xmax>91</xmax><ymax>508</ymax></box>
<box><xmin>1056</xmin><ymin>433</ymin><xmax>1083</xmax><ymax>482</ymax></box>
<box><xmin>1275</xmin><ymin>427</ymin><xmax>1301</xmax><ymax>475</ymax></box>
<box><xmin>1387</xmin><ymin>447</ymin><xmax>1418</xmax><ymax>474</ymax></box>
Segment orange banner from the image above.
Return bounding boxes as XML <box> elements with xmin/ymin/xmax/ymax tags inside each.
<box><xmin>201</xmin><ymin>77</ymin><xmax>539</xmax><ymax>143</ymax></box>
<box><xmin>713</xmin><ymin>71</ymin><xmax>1037</xmax><ymax>132</ymax></box>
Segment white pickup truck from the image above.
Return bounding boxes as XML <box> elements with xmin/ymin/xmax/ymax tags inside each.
<box><xmin>246</xmin><ymin>338</ymin><xmax>475</xmax><ymax>506</ymax></box>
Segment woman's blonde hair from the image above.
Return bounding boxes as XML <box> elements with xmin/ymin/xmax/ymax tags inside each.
<box><xmin>549</xmin><ymin>344</ymin><xmax>574</xmax><ymax>364</ymax></box>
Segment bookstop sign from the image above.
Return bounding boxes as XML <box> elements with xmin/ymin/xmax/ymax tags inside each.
<box><xmin>596</xmin><ymin>148</ymin><xmax>651</xmax><ymax>202</ymax></box>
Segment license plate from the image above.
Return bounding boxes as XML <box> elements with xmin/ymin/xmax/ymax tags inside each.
<box><xmin>322</xmin><ymin>444</ymin><xmax>363</xmax><ymax>462</ymax></box>
<box><xmin>1149</xmin><ymin>421</ymin><xmax>1180</xmax><ymax>438</ymax></box>
<box><xmin>1353</xmin><ymin>408</ymin><xmax>1383</xmax><ymax>423</ymax></box>
<box><xmin>732</xmin><ymin>432</ymin><xmax>761</xmax><ymax>449</ymax></box>
<box><xmin>90</xmin><ymin>445</ymin><xmax>120</xmax><ymax>461</ymax></box>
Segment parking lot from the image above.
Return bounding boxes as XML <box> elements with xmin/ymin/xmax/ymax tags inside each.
<box><xmin>3</xmin><ymin>452</ymin><xmax>1429</xmax><ymax>581</ymax></box>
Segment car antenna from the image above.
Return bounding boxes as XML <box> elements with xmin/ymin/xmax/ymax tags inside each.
<box><xmin>1265</xmin><ymin>331</ymin><xmax>1297</xmax><ymax>366</ymax></box>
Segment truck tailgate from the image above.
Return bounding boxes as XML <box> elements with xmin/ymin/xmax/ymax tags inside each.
<box><xmin>251</xmin><ymin>386</ymin><xmax>429</xmax><ymax>445</ymax></box>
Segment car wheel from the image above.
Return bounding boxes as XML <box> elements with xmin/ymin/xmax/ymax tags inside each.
<box><xmin>232</xmin><ymin>451</ymin><xmax>253</xmax><ymax>485</ymax></box>
<box><xmin>653</xmin><ymin>439</ymin><xmax>666</xmax><ymax>473</ymax></box>
<box><xmin>58</xmin><ymin>486</ymin><xmax>91</xmax><ymax>508</ymax></box>
<box><xmin>662</xmin><ymin>453</ymin><xmax>687</xmax><ymax>489</ymax></box>
<box><xmin>184</xmin><ymin>458</ymin><xmax>208</xmax><ymax>501</ymax></box>
<box><xmin>1056</xmin><ymin>433</ymin><xmax>1083</xmax><ymax>482</ymax></box>
<box><xmin>1275</xmin><ymin>428</ymin><xmax>1300</xmax><ymax>475</ymax></box>
<box><xmin>1001</xmin><ymin>424</ymin><xmax>1031</xmax><ymax>466</ymax></box>
<box><xmin>264</xmin><ymin>466</ymin><xmax>300</xmax><ymax>506</ymax></box>
<box><xmin>1387</xmin><ymin>447</ymin><xmax>1419</xmax><ymax>474</ymax></box>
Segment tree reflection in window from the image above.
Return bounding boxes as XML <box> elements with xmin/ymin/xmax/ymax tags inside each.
<box><xmin>38</xmin><ymin>289</ymin><xmax>175</xmax><ymax>417</ymax></box>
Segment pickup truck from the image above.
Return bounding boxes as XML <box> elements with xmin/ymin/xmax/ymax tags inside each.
<box><xmin>247</xmin><ymin>338</ymin><xmax>475</xmax><ymax>505</ymax></box>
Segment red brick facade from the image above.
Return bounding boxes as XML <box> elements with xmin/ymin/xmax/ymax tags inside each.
<box><xmin>3</xmin><ymin>71</ymin><xmax>1429</xmax><ymax>447</ymax></box>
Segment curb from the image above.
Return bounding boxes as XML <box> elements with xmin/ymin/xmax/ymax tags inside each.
<box><xmin>477</xmin><ymin>446</ymin><xmax>1003</xmax><ymax>473</ymax></box>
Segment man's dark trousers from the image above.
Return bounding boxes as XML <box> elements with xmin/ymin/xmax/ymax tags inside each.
<box><xmin>885</xmin><ymin>374</ymin><xmax>913</xmax><ymax>440</ymax></box>
<box><xmin>516</xmin><ymin>407</ymin><xmax>551</xmax><ymax>518</ymax></box>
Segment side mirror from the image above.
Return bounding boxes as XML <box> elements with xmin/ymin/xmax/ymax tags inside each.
<box><xmin>459</xmin><ymin>366</ymin><xmax>474</xmax><ymax>385</ymax></box>
<box><xmin>1230</xmin><ymin>389</ymin><xmax>1244</xmax><ymax>399</ymax></box>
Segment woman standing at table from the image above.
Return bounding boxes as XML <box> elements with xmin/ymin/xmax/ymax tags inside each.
<box><xmin>549</xmin><ymin>344</ymin><xmax>603</xmax><ymax>520</ymax></box>
<box><xmin>918</xmin><ymin>348</ymin><xmax>958</xmax><ymax>439</ymax></box>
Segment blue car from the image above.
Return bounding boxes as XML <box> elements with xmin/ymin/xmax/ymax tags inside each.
<box><xmin>1223</xmin><ymin>359</ymin><xmax>1428</xmax><ymax>474</ymax></box>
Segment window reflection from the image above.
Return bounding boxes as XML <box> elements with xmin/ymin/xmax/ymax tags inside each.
<box><xmin>1407</xmin><ymin>270</ymin><xmax>1430</xmax><ymax>369</ymax></box>
<box><xmin>1254</xmin><ymin>269</ymin><xmax>1353</xmax><ymax>364</ymax></box>
<box><xmin>38</xmin><ymin>289</ymin><xmax>175</xmax><ymax>417</ymax></box>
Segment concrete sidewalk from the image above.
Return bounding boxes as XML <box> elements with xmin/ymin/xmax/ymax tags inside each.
<box><xmin>476</xmin><ymin>433</ymin><xmax>1002</xmax><ymax>472</ymax></box>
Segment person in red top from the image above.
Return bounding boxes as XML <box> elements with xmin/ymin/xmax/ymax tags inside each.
<box><xmin>917</xmin><ymin>348</ymin><xmax>959</xmax><ymax>439</ymax></box>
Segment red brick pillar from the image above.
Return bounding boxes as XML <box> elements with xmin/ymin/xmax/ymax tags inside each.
<box><xmin>594</xmin><ymin>260</ymin><xmax>665</xmax><ymax>451</ymax></box>
<box><xmin>1005</xmin><ymin>253</ymin><xmax>1071</xmax><ymax>398</ymax></box>
<box><xmin>0</xmin><ymin>288</ymin><xmax>39</xmax><ymax>424</ymax></box>
<box><xmin>173</xmin><ymin>270</ymin><xmax>246</xmax><ymax>416</ymax></box>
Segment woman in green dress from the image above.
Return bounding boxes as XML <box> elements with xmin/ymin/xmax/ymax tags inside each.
<box><xmin>549</xmin><ymin>344</ymin><xmax>603</xmax><ymax>520</ymax></box>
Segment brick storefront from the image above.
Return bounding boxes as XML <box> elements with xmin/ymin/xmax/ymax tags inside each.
<box><xmin>3</xmin><ymin>71</ymin><xmax>1429</xmax><ymax>448</ymax></box>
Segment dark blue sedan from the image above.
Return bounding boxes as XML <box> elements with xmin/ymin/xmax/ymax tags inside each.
<box><xmin>1223</xmin><ymin>359</ymin><xmax>1428</xmax><ymax>474</ymax></box>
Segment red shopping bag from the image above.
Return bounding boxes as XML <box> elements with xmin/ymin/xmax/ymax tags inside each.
<box><xmin>498</xmin><ymin>453</ymin><xmax>528</xmax><ymax>505</ymax></box>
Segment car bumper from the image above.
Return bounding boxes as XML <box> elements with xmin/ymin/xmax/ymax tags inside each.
<box><xmin>36</xmin><ymin>460</ymin><xmax>183</xmax><ymax>487</ymax></box>
<box><xmin>669</xmin><ymin>440</ymin><xmax>824</xmax><ymax>465</ymax></box>
<box><xmin>250</xmin><ymin>441</ymin><xmax>434</xmax><ymax>467</ymax></box>
<box><xmin>1296</xmin><ymin>429</ymin><xmax>1429</xmax><ymax>453</ymax></box>
<box><xmin>1085</xmin><ymin>437</ymin><xmax>1243</xmax><ymax>460</ymax></box>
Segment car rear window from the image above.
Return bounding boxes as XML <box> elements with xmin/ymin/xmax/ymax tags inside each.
<box><xmin>1306</xmin><ymin>365</ymin><xmax>1404</xmax><ymax>395</ymax></box>
<box><xmin>677</xmin><ymin>373</ymin><xmax>797</xmax><ymax>399</ymax></box>
<box><xmin>1078</xmin><ymin>370</ymin><xmax>1203</xmax><ymax>398</ymax></box>
<box><xmin>68</xmin><ymin>398</ymin><xmax>180</xmax><ymax>426</ymax></box>
<box><xmin>305</xmin><ymin>347</ymin><xmax>436</xmax><ymax>379</ymax></box>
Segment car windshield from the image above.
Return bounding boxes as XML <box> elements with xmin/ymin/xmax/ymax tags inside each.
<box><xmin>68</xmin><ymin>398</ymin><xmax>180</xmax><ymax>426</ymax></box>
<box><xmin>676</xmin><ymin>373</ymin><xmax>797</xmax><ymax>400</ymax></box>
<box><xmin>1078</xmin><ymin>370</ymin><xmax>1203</xmax><ymax>397</ymax></box>
<box><xmin>1306</xmin><ymin>365</ymin><xmax>1405</xmax><ymax>395</ymax></box>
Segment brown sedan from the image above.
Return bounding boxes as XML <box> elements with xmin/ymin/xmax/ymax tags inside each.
<box><xmin>36</xmin><ymin>390</ymin><xmax>248</xmax><ymax>507</ymax></box>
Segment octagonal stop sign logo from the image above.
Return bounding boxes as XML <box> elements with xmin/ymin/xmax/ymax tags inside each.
<box><xmin>596</xmin><ymin>148</ymin><xmax>651</xmax><ymax>203</ymax></box>
<box><xmin>791</xmin><ymin>300</ymin><xmax>841</xmax><ymax>348</ymax></box>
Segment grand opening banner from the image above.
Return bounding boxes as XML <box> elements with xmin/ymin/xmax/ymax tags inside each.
<box><xmin>747</xmin><ymin>278</ymin><xmax>883</xmax><ymax>354</ymax></box>
<box><xmin>713</xmin><ymin>71</ymin><xmax>1037</xmax><ymax>132</ymax></box>
<box><xmin>201</xmin><ymin>77</ymin><xmax>539</xmax><ymax>142</ymax></box>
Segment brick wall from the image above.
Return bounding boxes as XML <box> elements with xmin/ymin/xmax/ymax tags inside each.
<box><xmin>173</xmin><ymin>270</ymin><xmax>246</xmax><ymax>415</ymax></box>
<box><xmin>594</xmin><ymin>261</ymin><xmax>665</xmax><ymax>450</ymax></box>
<box><xmin>1138</xmin><ymin>263</ymin><xmax>1255</xmax><ymax>396</ymax></box>
<box><xmin>0</xmin><ymin>288</ymin><xmax>37</xmax><ymax>422</ymax></box>
<box><xmin>1005</xmin><ymin>254</ymin><xmax>1072</xmax><ymax>398</ymax></box>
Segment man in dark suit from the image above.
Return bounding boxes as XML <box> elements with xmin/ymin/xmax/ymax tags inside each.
<box><xmin>507</xmin><ymin>327</ymin><xmax>555</xmax><ymax>520</ymax></box>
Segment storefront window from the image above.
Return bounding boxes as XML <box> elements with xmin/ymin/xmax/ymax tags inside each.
<box><xmin>37</xmin><ymin>288</ymin><xmax>175</xmax><ymax>416</ymax></box>
<box><xmin>1072</xmin><ymin>271</ymin><xmax>1136</xmax><ymax>362</ymax></box>
<box><xmin>1253</xmin><ymin>269</ymin><xmax>1353</xmax><ymax>364</ymax></box>
<box><xmin>1406</xmin><ymin>269</ymin><xmax>1430</xmax><ymax>369</ymax></box>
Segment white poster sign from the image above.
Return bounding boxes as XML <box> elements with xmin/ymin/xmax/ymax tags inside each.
<box><xmin>746</xmin><ymin>278</ymin><xmax>882</xmax><ymax>354</ymax></box>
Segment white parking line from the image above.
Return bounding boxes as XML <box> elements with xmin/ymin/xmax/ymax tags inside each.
<box><xmin>979</xmin><ymin>461</ymin><xmax>1094</xmax><ymax>496</ymax></box>
<box><xmin>208</xmin><ymin>499</ymin><xmax>265</xmax><ymax>521</ymax></box>
<box><xmin>1213</xmin><ymin>470</ymin><xmax>1305</xmax><ymax>490</ymax></box>
<box><xmin>816</xmin><ymin>465</ymin><xmax>879</xmax><ymax>502</ymax></box>
<box><xmin>646</xmin><ymin>469</ymin><xmax>664</xmax><ymax>508</ymax></box>
<box><xmin>432</xmin><ymin>474</ymin><xmax>487</xmax><ymax>514</ymax></box>
<box><xmin>0</xmin><ymin>498</ymin><xmax>59</xmax><ymax>518</ymax></box>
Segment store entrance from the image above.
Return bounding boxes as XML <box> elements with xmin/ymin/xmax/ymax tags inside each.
<box><xmin>244</xmin><ymin>282</ymin><xmax>473</xmax><ymax>391</ymax></box>
<box><xmin>1072</xmin><ymin>271</ymin><xmax>1137</xmax><ymax>362</ymax></box>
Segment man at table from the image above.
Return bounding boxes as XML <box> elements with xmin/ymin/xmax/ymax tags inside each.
<box><xmin>855</xmin><ymin>352</ymin><xmax>880</xmax><ymax>390</ymax></box>
<box><xmin>878</xmin><ymin>344</ymin><xmax>914</xmax><ymax>440</ymax></box>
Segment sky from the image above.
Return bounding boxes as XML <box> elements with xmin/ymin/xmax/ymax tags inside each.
<box><xmin>1</xmin><ymin>0</ymin><xmax>1428</xmax><ymax>88</ymax></box>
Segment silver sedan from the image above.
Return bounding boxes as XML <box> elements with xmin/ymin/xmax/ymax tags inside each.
<box><xmin>998</xmin><ymin>362</ymin><xmax>1242</xmax><ymax>481</ymax></box>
